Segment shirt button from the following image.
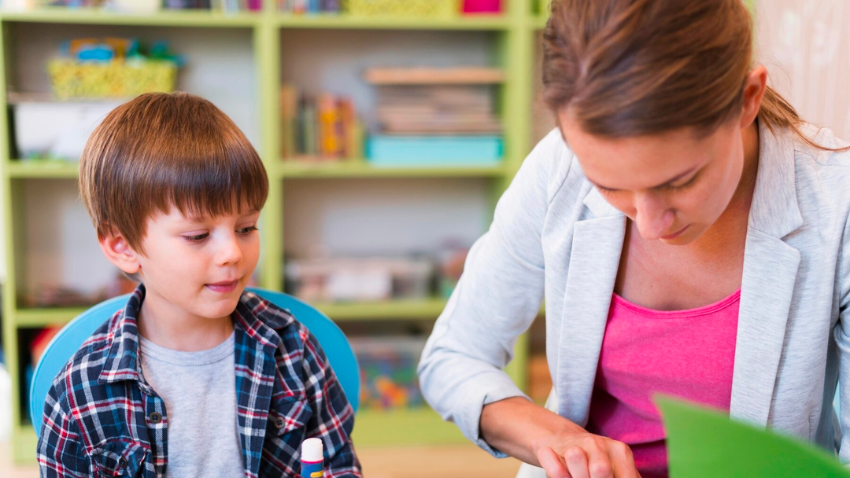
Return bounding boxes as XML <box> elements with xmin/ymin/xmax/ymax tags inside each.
<box><xmin>149</xmin><ymin>412</ymin><xmax>163</xmax><ymax>424</ymax></box>
<box><xmin>119</xmin><ymin>457</ymin><xmax>128</xmax><ymax>468</ymax></box>
<box><xmin>274</xmin><ymin>417</ymin><xmax>286</xmax><ymax>429</ymax></box>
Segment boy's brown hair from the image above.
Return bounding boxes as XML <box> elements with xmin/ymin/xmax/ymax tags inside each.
<box><xmin>79</xmin><ymin>92</ymin><xmax>269</xmax><ymax>254</ymax></box>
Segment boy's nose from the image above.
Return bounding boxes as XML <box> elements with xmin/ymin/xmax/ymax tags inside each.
<box><xmin>216</xmin><ymin>235</ymin><xmax>243</xmax><ymax>265</ymax></box>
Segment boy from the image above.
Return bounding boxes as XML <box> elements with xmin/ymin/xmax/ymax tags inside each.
<box><xmin>36</xmin><ymin>92</ymin><xmax>361</xmax><ymax>478</ymax></box>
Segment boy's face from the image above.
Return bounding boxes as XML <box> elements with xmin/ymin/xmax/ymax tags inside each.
<box><xmin>102</xmin><ymin>205</ymin><xmax>261</xmax><ymax>322</ymax></box>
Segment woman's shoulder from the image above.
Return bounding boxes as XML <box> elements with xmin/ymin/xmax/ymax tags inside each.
<box><xmin>522</xmin><ymin>128</ymin><xmax>589</xmax><ymax>204</ymax></box>
<box><xmin>783</xmin><ymin>124</ymin><xmax>850</xmax><ymax>225</ymax></box>
<box><xmin>791</xmin><ymin>123</ymin><xmax>850</xmax><ymax>168</ymax></box>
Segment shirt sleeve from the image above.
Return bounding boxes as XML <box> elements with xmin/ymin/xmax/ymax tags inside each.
<box><xmin>418</xmin><ymin>129</ymin><xmax>570</xmax><ymax>456</ymax></box>
<box><xmin>300</xmin><ymin>328</ymin><xmax>362</xmax><ymax>478</ymax></box>
<box><xmin>37</xmin><ymin>370</ymin><xmax>92</xmax><ymax>478</ymax></box>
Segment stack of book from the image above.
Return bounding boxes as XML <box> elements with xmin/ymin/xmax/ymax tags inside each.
<box><xmin>278</xmin><ymin>0</ymin><xmax>341</xmax><ymax>14</ymax></box>
<box><xmin>364</xmin><ymin>67</ymin><xmax>504</xmax><ymax>166</ymax></box>
<box><xmin>375</xmin><ymin>85</ymin><xmax>502</xmax><ymax>135</ymax></box>
<box><xmin>281</xmin><ymin>85</ymin><xmax>363</xmax><ymax>161</ymax></box>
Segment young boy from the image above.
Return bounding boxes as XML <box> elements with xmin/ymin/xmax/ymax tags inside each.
<box><xmin>36</xmin><ymin>92</ymin><xmax>361</xmax><ymax>478</ymax></box>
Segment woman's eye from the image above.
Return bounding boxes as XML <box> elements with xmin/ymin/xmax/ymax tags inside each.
<box><xmin>665</xmin><ymin>174</ymin><xmax>699</xmax><ymax>192</ymax></box>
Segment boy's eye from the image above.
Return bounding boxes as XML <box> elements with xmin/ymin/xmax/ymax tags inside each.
<box><xmin>184</xmin><ymin>233</ymin><xmax>209</xmax><ymax>242</ymax></box>
<box><xmin>238</xmin><ymin>226</ymin><xmax>259</xmax><ymax>235</ymax></box>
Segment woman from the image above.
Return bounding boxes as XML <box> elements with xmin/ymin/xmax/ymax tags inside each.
<box><xmin>418</xmin><ymin>1</ymin><xmax>850</xmax><ymax>477</ymax></box>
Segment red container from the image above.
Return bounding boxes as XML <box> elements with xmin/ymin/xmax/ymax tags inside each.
<box><xmin>463</xmin><ymin>0</ymin><xmax>502</xmax><ymax>14</ymax></box>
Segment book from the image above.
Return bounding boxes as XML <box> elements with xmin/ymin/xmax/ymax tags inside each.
<box><xmin>364</xmin><ymin>67</ymin><xmax>505</xmax><ymax>85</ymax></box>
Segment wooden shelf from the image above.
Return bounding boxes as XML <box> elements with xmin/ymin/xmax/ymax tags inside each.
<box><xmin>280</xmin><ymin>160</ymin><xmax>506</xmax><ymax>179</ymax></box>
<box><xmin>353</xmin><ymin>407</ymin><xmax>467</xmax><ymax>447</ymax></box>
<box><xmin>6</xmin><ymin>160</ymin><xmax>79</xmax><ymax>178</ymax></box>
<box><xmin>274</xmin><ymin>13</ymin><xmax>511</xmax><ymax>30</ymax></box>
<box><xmin>315</xmin><ymin>298</ymin><xmax>448</xmax><ymax>321</ymax></box>
<box><xmin>14</xmin><ymin>307</ymin><xmax>88</xmax><ymax>328</ymax></box>
<box><xmin>0</xmin><ymin>8</ymin><xmax>514</xmax><ymax>30</ymax></box>
<box><xmin>0</xmin><ymin>8</ymin><xmax>261</xmax><ymax>27</ymax></box>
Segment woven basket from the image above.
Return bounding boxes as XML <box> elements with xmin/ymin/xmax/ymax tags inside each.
<box><xmin>345</xmin><ymin>0</ymin><xmax>459</xmax><ymax>18</ymax></box>
<box><xmin>47</xmin><ymin>59</ymin><xmax>177</xmax><ymax>100</ymax></box>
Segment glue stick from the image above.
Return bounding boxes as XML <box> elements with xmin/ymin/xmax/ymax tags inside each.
<box><xmin>301</xmin><ymin>438</ymin><xmax>324</xmax><ymax>478</ymax></box>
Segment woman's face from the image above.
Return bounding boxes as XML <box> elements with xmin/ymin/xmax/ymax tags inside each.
<box><xmin>560</xmin><ymin>115</ymin><xmax>749</xmax><ymax>245</ymax></box>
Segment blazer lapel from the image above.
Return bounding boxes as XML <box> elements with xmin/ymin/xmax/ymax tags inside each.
<box><xmin>557</xmin><ymin>185</ymin><xmax>626</xmax><ymax>423</ymax></box>
<box><xmin>730</xmin><ymin>122</ymin><xmax>803</xmax><ymax>427</ymax></box>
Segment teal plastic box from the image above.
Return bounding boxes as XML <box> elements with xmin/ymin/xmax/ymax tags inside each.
<box><xmin>366</xmin><ymin>135</ymin><xmax>503</xmax><ymax>166</ymax></box>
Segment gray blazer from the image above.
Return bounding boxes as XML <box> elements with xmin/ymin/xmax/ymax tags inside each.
<box><xmin>418</xmin><ymin>123</ymin><xmax>850</xmax><ymax>466</ymax></box>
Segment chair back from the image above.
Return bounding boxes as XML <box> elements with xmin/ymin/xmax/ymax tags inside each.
<box><xmin>29</xmin><ymin>288</ymin><xmax>360</xmax><ymax>437</ymax></box>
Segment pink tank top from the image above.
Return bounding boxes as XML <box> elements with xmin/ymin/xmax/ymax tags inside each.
<box><xmin>586</xmin><ymin>290</ymin><xmax>741</xmax><ymax>478</ymax></box>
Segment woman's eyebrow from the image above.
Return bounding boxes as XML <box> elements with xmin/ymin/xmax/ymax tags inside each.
<box><xmin>593</xmin><ymin>166</ymin><xmax>699</xmax><ymax>191</ymax></box>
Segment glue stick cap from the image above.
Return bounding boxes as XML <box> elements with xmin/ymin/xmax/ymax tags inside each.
<box><xmin>302</xmin><ymin>438</ymin><xmax>323</xmax><ymax>462</ymax></box>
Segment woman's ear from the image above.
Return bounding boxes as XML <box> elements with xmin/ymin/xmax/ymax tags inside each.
<box><xmin>98</xmin><ymin>227</ymin><xmax>142</xmax><ymax>275</ymax></box>
<box><xmin>739</xmin><ymin>65</ymin><xmax>768</xmax><ymax>129</ymax></box>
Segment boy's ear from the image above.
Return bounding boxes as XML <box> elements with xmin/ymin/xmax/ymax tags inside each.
<box><xmin>98</xmin><ymin>227</ymin><xmax>142</xmax><ymax>275</ymax></box>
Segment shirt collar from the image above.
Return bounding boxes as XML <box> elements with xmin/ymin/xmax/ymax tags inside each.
<box><xmin>98</xmin><ymin>284</ymin><xmax>292</xmax><ymax>385</ymax></box>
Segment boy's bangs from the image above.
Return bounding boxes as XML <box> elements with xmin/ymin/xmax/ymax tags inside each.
<box><xmin>150</xmin><ymin>145</ymin><xmax>269</xmax><ymax>220</ymax></box>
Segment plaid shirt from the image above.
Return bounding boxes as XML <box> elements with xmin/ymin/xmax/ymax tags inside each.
<box><xmin>37</xmin><ymin>285</ymin><xmax>361</xmax><ymax>478</ymax></box>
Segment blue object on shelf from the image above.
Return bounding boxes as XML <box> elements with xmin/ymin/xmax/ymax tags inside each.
<box><xmin>366</xmin><ymin>135</ymin><xmax>503</xmax><ymax>166</ymax></box>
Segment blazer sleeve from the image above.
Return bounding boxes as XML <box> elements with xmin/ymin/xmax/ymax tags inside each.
<box><xmin>835</xmin><ymin>205</ymin><xmax>850</xmax><ymax>463</ymax></box>
<box><xmin>418</xmin><ymin>129</ymin><xmax>572</xmax><ymax>457</ymax></box>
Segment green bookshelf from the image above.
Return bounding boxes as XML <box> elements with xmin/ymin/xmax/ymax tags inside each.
<box><xmin>0</xmin><ymin>0</ymin><xmax>540</xmax><ymax>465</ymax></box>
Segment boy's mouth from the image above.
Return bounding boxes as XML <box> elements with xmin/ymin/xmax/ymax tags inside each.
<box><xmin>206</xmin><ymin>279</ymin><xmax>240</xmax><ymax>293</ymax></box>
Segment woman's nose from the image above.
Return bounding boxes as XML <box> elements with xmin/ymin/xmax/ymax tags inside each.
<box><xmin>634</xmin><ymin>196</ymin><xmax>675</xmax><ymax>240</ymax></box>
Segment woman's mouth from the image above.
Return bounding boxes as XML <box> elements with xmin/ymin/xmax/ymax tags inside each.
<box><xmin>661</xmin><ymin>225</ymin><xmax>690</xmax><ymax>240</ymax></box>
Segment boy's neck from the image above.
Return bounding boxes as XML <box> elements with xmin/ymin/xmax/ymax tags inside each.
<box><xmin>136</xmin><ymin>288</ymin><xmax>235</xmax><ymax>352</ymax></box>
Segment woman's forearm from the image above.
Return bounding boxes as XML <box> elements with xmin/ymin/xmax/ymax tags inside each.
<box><xmin>479</xmin><ymin>396</ymin><xmax>585</xmax><ymax>466</ymax></box>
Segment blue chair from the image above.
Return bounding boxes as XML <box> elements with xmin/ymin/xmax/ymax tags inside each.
<box><xmin>30</xmin><ymin>287</ymin><xmax>360</xmax><ymax>438</ymax></box>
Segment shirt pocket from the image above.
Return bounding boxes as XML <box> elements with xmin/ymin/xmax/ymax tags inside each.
<box><xmin>90</xmin><ymin>441</ymin><xmax>147</xmax><ymax>478</ymax></box>
<box><xmin>267</xmin><ymin>396</ymin><xmax>313</xmax><ymax>437</ymax></box>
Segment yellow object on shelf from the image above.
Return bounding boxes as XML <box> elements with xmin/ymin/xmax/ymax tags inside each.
<box><xmin>344</xmin><ymin>0</ymin><xmax>459</xmax><ymax>18</ymax></box>
<box><xmin>47</xmin><ymin>59</ymin><xmax>177</xmax><ymax>100</ymax></box>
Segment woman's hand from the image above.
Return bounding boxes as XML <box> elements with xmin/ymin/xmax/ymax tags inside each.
<box><xmin>535</xmin><ymin>431</ymin><xmax>641</xmax><ymax>478</ymax></box>
<box><xmin>480</xmin><ymin>397</ymin><xmax>641</xmax><ymax>478</ymax></box>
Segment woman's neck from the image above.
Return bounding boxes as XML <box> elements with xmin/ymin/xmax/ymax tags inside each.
<box><xmin>689</xmin><ymin>120</ymin><xmax>760</xmax><ymax>256</ymax></box>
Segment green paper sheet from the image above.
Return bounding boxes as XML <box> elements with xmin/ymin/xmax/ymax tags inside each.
<box><xmin>656</xmin><ymin>395</ymin><xmax>850</xmax><ymax>478</ymax></box>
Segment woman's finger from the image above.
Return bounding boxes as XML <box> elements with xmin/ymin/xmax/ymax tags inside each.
<box><xmin>537</xmin><ymin>446</ymin><xmax>571</xmax><ymax>478</ymax></box>
<box><xmin>608</xmin><ymin>442</ymin><xmax>640</xmax><ymax>478</ymax></box>
<box><xmin>586</xmin><ymin>446</ymin><xmax>614</xmax><ymax>478</ymax></box>
<box><xmin>564</xmin><ymin>446</ymin><xmax>591</xmax><ymax>478</ymax></box>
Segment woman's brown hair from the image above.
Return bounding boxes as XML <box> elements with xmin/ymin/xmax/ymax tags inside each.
<box><xmin>79</xmin><ymin>92</ymin><xmax>269</xmax><ymax>253</ymax></box>
<box><xmin>542</xmin><ymin>0</ymin><xmax>848</xmax><ymax>152</ymax></box>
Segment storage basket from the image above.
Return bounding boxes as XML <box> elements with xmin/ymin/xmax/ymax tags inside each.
<box><xmin>345</xmin><ymin>0</ymin><xmax>459</xmax><ymax>18</ymax></box>
<box><xmin>47</xmin><ymin>59</ymin><xmax>177</xmax><ymax>100</ymax></box>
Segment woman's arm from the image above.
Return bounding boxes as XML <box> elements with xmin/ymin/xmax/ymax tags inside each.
<box><xmin>418</xmin><ymin>130</ymin><xmax>565</xmax><ymax>456</ymax></box>
<box><xmin>481</xmin><ymin>397</ymin><xmax>640</xmax><ymax>478</ymax></box>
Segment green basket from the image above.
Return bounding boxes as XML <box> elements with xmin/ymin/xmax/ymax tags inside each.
<box><xmin>47</xmin><ymin>59</ymin><xmax>177</xmax><ymax>100</ymax></box>
<box><xmin>345</xmin><ymin>0</ymin><xmax>459</xmax><ymax>18</ymax></box>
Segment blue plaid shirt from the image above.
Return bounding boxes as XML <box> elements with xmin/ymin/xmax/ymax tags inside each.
<box><xmin>37</xmin><ymin>285</ymin><xmax>361</xmax><ymax>478</ymax></box>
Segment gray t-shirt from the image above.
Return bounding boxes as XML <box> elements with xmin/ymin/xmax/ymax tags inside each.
<box><xmin>139</xmin><ymin>330</ymin><xmax>243</xmax><ymax>478</ymax></box>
